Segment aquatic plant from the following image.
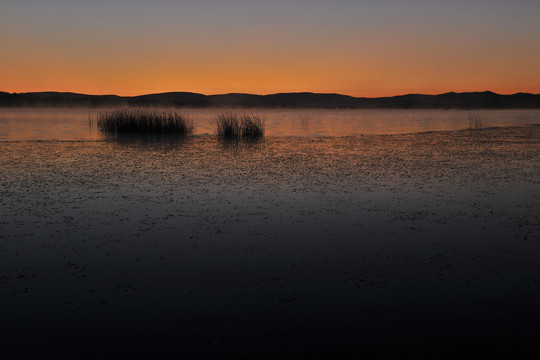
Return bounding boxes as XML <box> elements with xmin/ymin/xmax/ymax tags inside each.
<box><xmin>90</xmin><ymin>110</ymin><xmax>194</xmax><ymax>135</ymax></box>
<box><xmin>468</xmin><ymin>112</ymin><xmax>482</xmax><ymax>130</ymax></box>
<box><xmin>215</xmin><ymin>112</ymin><xmax>265</xmax><ymax>138</ymax></box>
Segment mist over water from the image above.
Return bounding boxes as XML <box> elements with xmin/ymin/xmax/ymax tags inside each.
<box><xmin>1</xmin><ymin>108</ymin><xmax>539</xmax><ymax>141</ymax></box>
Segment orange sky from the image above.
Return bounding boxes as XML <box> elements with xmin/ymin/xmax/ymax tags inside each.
<box><xmin>2</xmin><ymin>1</ymin><xmax>540</xmax><ymax>97</ymax></box>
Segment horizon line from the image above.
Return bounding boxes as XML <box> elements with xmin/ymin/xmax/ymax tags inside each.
<box><xmin>3</xmin><ymin>90</ymin><xmax>539</xmax><ymax>98</ymax></box>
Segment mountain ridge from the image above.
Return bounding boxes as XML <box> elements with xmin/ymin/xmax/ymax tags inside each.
<box><xmin>1</xmin><ymin>91</ymin><xmax>539</xmax><ymax>109</ymax></box>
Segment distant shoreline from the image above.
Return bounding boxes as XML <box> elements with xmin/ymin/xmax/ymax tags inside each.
<box><xmin>1</xmin><ymin>91</ymin><xmax>540</xmax><ymax>109</ymax></box>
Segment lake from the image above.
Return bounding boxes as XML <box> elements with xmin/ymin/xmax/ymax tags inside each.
<box><xmin>0</xmin><ymin>108</ymin><xmax>539</xmax><ymax>140</ymax></box>
<box><xmin>1</xmin><ymin>107</ymin><xmax>539</xmax><ymax>358</ymax></box>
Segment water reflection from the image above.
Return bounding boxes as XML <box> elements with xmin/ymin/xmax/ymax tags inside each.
<box><xmin>217</xmin><ymin>136</ymin><xmax>265</xmax><ymax>153</ymax></box>
<box><xmin>1</xmin><ymin>108</ymin><xmax>540</xmax><ymax>141</ymax></box>
<box><xmin>101</xmin><ymin>133</ymin><xmax>192</xmax><ymax>149</ymax></box>
<box><xmin>0</xmin><ymin>108</ymin><xmax>100</xmax><ymax>141</ymax></box>
<box><xmin>1</xmin><ymin>127</ymin><xmax>539</xmax><ymax>358</ymax></box>
<box><xmin>292</xmin><ymin>114</ymin><xmax>310</xmax><ymax>132</ymax></box>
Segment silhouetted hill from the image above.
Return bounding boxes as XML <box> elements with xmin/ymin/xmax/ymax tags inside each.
<box><xmin>131</xmin><ymin>92</ymin><xmax>209</xmax><ymax>107</ymax></box>
<box><xmin>370</xmin><ymin>91</ymin><xmax>540</xmax><ymax>109</ymax></box>
<box><xmin>0</xmin><ymin>92</ymin><xmax>123</xmax><ymax>107</ymax></box>
<box><xmin>262</xmin><ymin>93</ymin><xmax>361</xmax><ymax>108</ymax></box>
<box><xmin>1</xmin><ymin>91</ymin><xmax>539</xmax><ymax>109</ymax></box>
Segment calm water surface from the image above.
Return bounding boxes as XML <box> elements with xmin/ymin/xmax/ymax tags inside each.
<box><xmin>0</xmin><ymin>108</ymin><xmax>539</xmax><ymax>140</ymax></box>
<box><xmin>1</xmin><ymin>128</ymin><xmax>539</xmax><ymax>358</ymax></box>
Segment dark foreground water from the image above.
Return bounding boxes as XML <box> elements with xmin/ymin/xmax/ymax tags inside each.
<box><xmin>1</xmin><ymin>127</ymin><xmax>539</xmax><ymax>358</ymax></box>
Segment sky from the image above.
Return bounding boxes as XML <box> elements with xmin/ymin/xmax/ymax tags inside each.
<box><xmin>1</xmin><ymin>0</ymin><xmax>540</xmax><ymax>97</ymax></box>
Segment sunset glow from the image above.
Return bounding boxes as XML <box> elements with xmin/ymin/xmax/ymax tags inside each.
<box><xmin>2</xmin><ymin>1</ymin><xmax>540</xmax><ymax>96</ymax></box>
<box><xmin>3</xmin><ymin>2</ymin><xmax>540</xmax><ymax>358</ymax></box>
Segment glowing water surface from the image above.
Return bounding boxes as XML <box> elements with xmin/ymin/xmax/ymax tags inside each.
<box><xmin>0</xmin><ymin>108</ymin><xmax>539</xmax><ymax>140</ymax></box>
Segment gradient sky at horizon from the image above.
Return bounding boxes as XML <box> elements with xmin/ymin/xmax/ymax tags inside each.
<box><xmin>1</xmin><ymin>0</ymin><xmax>540</xmax><ymax>97</ymax></box>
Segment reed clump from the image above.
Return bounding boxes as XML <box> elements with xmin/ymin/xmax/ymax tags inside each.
<box><xmin>468</xmin><ymin>113</ymin><xmax>482</xmax><ymax>130</ymax></box>
<box><xmin>91</xmin><ymin>110</ymin><xmax>194</xmax><ymax>135</ymax></box>
<box><xmin>215</xmin><ymin>112</ymin><xmax>265</xmax><ymax>138</ymax></box>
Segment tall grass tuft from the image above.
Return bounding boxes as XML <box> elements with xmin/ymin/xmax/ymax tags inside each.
<box><xmin>215</xmin><ymin>112</ymin><xmax>265</xmax><ymax>138</ymax></box>
<box><xmin>468</xmin><ymin>112</ymin><xmax>482</xmax><ymax>130</ymax></box>
<box><xmin>90</xmin><ymin>110</ymin><xmax>194</xmax><ymax>135</ymax></box>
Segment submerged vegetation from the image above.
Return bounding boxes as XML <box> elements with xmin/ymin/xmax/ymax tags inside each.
<box><xmin>215</xmin><ymin>112</ymin><xmax>265</xmax><ymax>138</ymax></box>
<box><xmin>90</xmin><ymin>110</ymin><xmax>194</xmax><ymax>135</ymax></box>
